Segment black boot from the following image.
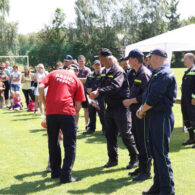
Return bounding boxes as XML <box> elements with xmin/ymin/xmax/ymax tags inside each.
<box><xmin>133</xmin><ymin>161</ymin><xmax>152</xmax><ymax>181</ymax></box>
<box><xmin>103</xmin><ymin>160</ymin><xmax>118</xmax><ymax>168</ymax></box>
<box><xmin>128</xmin><ymin>168</ymin><xmax>140</xmax><ymax>176</ymax></box>
<box><xmin>126</xmin><ymin>155</ymin><xmax>138</xmax><ymax>169</ymax></box>
<box><xmin>142</xmin><ymin>185</ymin><xmax>160</xmax><ymax>195</ymax></box>
<box><xmin>182</xmin><ymin>128</ymin><xmax>195</xmax><ymax>145</ymax></box>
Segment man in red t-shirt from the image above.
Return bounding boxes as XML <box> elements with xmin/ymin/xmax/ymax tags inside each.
<box><xmin>39</xmin><ymin>68</ymin><xmax>85</xmax><ymax>183</ymax></box>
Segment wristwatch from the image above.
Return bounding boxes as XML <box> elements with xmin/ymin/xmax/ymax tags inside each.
<box><xmin>139</xmin><ymin>106</ymin><xmax>145</xmax><ymax>114</ymax></box>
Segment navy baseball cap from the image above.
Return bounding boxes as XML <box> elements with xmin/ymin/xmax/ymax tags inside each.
<box><xmin>98</xmin><ymin>48</ymin><xmax>112</xmax><ymax>57</ymax></box>
<box><xmin>64</xmin><ymin>55</ymin><xmax>73</xmax><ymax>61</ymax></box>
<box><xmin>151</xmin><ymin>49</ymin><xmax>167</xmax><ymax>58</ymax></box>
<box><xmin>124</xmin><ymin>49</ymin><xmax>144</xmax><ymax>60</ymax></box>
<box><xmin>93</xmin><ymin>60</ymin><xmax>101</xmax><ymax>65</ymax></box>
<box><xmin>118</xmin><ymin>57</ymin><xmax>126</xmax><ymax>63</ymax></box>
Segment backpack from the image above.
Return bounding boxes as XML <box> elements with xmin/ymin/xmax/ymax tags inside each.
<box><xmin>28</xmin><ymin>101</ymin><xmax>35</xmax><ymax>112</ymax></box>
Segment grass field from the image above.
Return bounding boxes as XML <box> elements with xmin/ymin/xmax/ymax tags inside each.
<box><xmin>0</xmin><ymin>68</ymin><xmax>195</xmax><ymax>195</ymax></box>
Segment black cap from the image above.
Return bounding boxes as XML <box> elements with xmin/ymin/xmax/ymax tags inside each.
<box><xmin>151</xmin><ymin>49</ymin><xmax>167</xmax><ymax>58</ymax></box>
<box><xmin>98</xmin><ymin>48</ymin><xmax>112</xmax><ymax>57</ymax></box>
<box><xmin>124</xmin><ymin>49</ymin><xmax>144</xmax><ymax>60</ymax></box>
<box><xmin>118</xmin><ymin>57</ymin><xmax>126</xmax><ymax>63</ymax></box>
<box><xmin>68</xmin><ymin>64</ymin><xmax>79</xmax><ymax>72</ymax></box>
<box><xmin>64</xmin><ymin>55</ymin><xmax>73</xmax><ymax>61</ymax></box>
<box><xmin>146</xmin><ymin>52</ymin><xmax>151</xmax><ymax>58</ymax></box>
<box><xmin>93</xmin><ymin>60</ymin><xmax>101</xmax><ymax>65</ymax></box>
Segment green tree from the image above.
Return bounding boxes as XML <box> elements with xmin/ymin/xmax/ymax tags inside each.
<box><xmin>74</xmin><ymin>0</ymin><xmax>122</xmax><ymax>63</ymax></box>
<box><xmin>0</xmin><ymin>0</ymin><xmax>18</xmax><ymax>58</ymax></box>
<box><xmin>29</xmin><ymin>8</ymin><xmax>72</xmax><ymax>68</ymax></box>
<box><xmin>166</xmin><ymin>0</ymin><xmax>181</xmax><ymax>30</ymax></box>
<box><xmin>0</xmin><ymin>0</ymin><xmax>9</xmax><ymax>16</ymax></box>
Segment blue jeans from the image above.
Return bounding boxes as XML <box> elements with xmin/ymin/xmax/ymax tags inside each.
<box><xmin>11</xmin><ymin>84</ymin><xmax>20</xmax><ymax>92</ymax></box>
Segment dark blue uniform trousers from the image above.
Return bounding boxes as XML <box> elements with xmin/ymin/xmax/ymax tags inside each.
<box><xmin>105</xmin><ymin>105</ymin><xmax>138</xmax><ymax>162</ymax></box>
<box><xmin>46</xmin><ymin>114</ymin><xmax>77</xmax><ymax>180</ymax></box>
<box><xmin>146</xmin><ymin>111</ymin><xmax>175</xmax><ymax>195</ymax></box>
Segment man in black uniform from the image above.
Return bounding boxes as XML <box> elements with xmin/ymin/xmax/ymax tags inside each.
<box><xmin>118</xmin><ymin>57</ymin><xmax>135</xmax><ymax>88</ymax></box>
<box><xmin>137</xmin><ymin>49</ymin><xmax>176</xmax><ymax>195</ymax></box>
<box><xmin>181</xmin><ymin>53</ymin><xmax>195</xmax><ymax>147</ymax></box>
<box><xmin>84</xmin><ymin>60</ymin><xmax>105</xmax><ymax>135</ymax></box>
<box><xmin>118</xmin><ymin>57</ymin><xmax>131</xmax><ymax>73</ymax></box>
<box><xmin>90</xmin><ymin>48</ymin><xmax>138</xmax><ymax>168</ymax></box>
<box><xmin>123</xmin><ymin>49</ymin><xmax>152</xmax><ymax>181</ymax></box>
<box><xmin>63</xmin><ymin>55</ymin><xmax>73</xmax><ymax>69</ymax></box>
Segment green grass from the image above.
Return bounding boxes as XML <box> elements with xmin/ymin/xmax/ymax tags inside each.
<box><xmin>0</xmin><ymin>68</ymin><xmax>195</xmax><ymax>195</ymax></box>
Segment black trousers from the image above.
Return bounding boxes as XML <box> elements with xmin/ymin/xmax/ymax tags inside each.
<box><xmin>105</xmin><ymin>105</ymin><xmax>138</xmax><ymax>162</ymax></box>
<box><xmin>46</xmin><ymin>114</ymin><xmax>77</xmax><ymax>179</ymax></box>
<box><xmin>88</xmin><ymin>97</ymin><xmax>105</xmax><ymax>132</ymax></box>
<box><xmin>22</xmin><ymin>89</ymin><xmax>35</xmax><ymax>106</ymax></box>
<box><xmin>3</xmin><ymin>81</ymin><xmax>10</xmax><ymax>100</ymax></box>
<box><xmin>131</xmin><ymin>111</ymin><xmax>151</xmax><ymax>164</ymax></box>
<box><xmin>147</xmin><ymin>111</ymin><xmax>175</xmax><ymax>195</ymax></box>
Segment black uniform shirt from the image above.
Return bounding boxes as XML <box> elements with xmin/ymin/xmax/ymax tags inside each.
<box><xmin>85</xmin><ymin>71</ymin><xmax>101</xmax><ymax>92</ymax></box>
<box><xmin>98</xmin><ymin>64</ymin><xmax>130</xmax><ymax>107</ymax></box>
<box><xmin>181</xmin><ymin>65</ymin><xmax>195</xmax><ymax>102</ymax></box>
<box><xmin>129</xmin><ymin>65</ymin><xmax>151</xmax><ymax>112</ymax></box>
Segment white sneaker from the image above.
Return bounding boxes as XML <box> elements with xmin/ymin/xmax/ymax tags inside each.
<box><xmin>40</xmin><ymin>114</ymin><xmax>44</xmax><ymax>119</ymax></box>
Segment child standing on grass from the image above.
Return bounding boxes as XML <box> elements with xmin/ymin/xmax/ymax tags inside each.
<box><xmin>0</xmin><ymin>81</ymin><xmax>5</xmax><ymax>109</ymax></box>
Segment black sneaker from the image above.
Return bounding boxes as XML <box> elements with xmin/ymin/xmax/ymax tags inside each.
<box><xmin>142</xmin><ymin>185</ymin><xmax>160</xmax><ymax>195</ymax></box>
<box><xmin>192</xmin><ymin>145</ymin><xmax>195</xmax><ymax>148</ymax></box>
<box><xmin>126</xmin><ymin>159</ymin><xmax>138</xmax><ymax>169</ymax></box>
<box><xmin>103</xmin><ymin>161</ymin><xmax>118</xmax><ymax>168</ymax></box>
<box><xmin>60</xmin><ymin>176</ymin><xmax>78</xmax><ymax>184</ymax></box>
<box><xmin>83</xmin><ymin>129</ymin><xmax>95</xmax><ymax>135</ymax></box>
<box><xmin>128</xmin><ymin>168</ymin><xmax>140</xmax><ymax>176</ymax></box>
<box><xmin>133</xmin><ymin>172</ymin><xmax>152</xmax><ymax>181</ymax></box>
<box><xmin>182</xmin><ymin>139</ymin><xmax>195</xmax><ymax>146</ymax></box>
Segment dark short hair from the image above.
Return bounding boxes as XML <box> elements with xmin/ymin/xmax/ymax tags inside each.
<box><xmin>78</xmin><ymin>55</ymin><xmax>86</xmax><ymax>61</ymax></box>
<box><xmin>99</xmin><ymin>48</ymin><xmax>112</xmax><ymax>57</ymax></box>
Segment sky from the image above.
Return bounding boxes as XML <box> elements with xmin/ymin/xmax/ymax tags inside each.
<box><xmin>7</xmin><ymin>0</ymin><xmax>195</xmax><ymax>35</ymax></box>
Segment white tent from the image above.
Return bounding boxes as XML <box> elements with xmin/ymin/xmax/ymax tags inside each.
<box><xmin>125</xmin><ymin>24</ymin><xmax>195</xmax><ymax>63</ymax></box>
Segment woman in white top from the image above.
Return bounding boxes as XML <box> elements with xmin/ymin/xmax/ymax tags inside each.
<box><xmin>21</xmin><ymin>66</ymin><xmax>35</xmax><ymax>107</ymax></box>
<box><xmin>34</xmin><ymin>64</ymin><xmax>48</xmax><ymax>118</ymax></box>
<box><xmin>10</xmin><ymin>65</ymin><xmax>21</xmax><ymax>97</ymax></box>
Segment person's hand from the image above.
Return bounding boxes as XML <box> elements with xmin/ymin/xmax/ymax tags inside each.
<box><xmin>136</xmin><ymin>107</ymin><xmax>146</xmax><ymax>119</ymax></box>
<box><xmin>122</xmin><ymin>99</ymin><xmax>133</xmax><ymax>107</ymax></box>
<box><xmin>87</xmin><ymin>88</ymin><xmax>92</xmax><ymax>94</ymax></box>
<box><xmin>191</xmin><ymin>99</ymin><xmax>195</xmax><ymax>105</ymax></box>
<box><xmin>89</xmin><ymin>90</ymin><xmax>99</xmax><ymax>99</ymax></box>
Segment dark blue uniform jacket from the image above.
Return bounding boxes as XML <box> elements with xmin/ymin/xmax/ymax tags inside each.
<box><xmin>143</xmin><ymin>63</ymin><xmax>177</xmax><ymax>112</ymax></box>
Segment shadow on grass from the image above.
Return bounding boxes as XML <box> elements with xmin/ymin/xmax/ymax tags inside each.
<box><xmin>0</xmin><ymin>171</ymin><xmax>59</xmax><ymax>195</ymax></box>
<box><xmin>169</xmin><ymin>127</ymin><xmax>189</xmax><ymax>153</ymax></box>
<box><xmin>0</xmin><ymin>178</ymin><xmax>59</xmax><ymax>194</ymax></box>
<box><xmin>30</xmin><ymin>129</ymin><xmax>45</xmax><ymax>133</ymax></box>
<box><xmin>11</xmin><ymin>118</ymin><xmax>37</xmax><ymax>121</ymax></box>
<box><xmin>72</xmin><ymin>166</ymin><xmax>126</xmax><ymax>180</ymax></box>
<box><xmin>68</xmin><ymin>176</ymin><xmax>136</xmax><ymax>194</ymax></box>
<box><xmin>77</xmin><ymin>132</ymin><xmax>129</xmax><ymax>151</ymax></box>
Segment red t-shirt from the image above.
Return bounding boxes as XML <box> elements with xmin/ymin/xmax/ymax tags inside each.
<box><xmin>40</xmin><ymin>70</ymin><xmax>86</xmax><ymax>115</ymax></box>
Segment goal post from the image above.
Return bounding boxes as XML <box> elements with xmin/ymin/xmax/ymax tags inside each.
<box><xmin>0</xmin><ymin>56</ymin><xmax>29</xmax><ymax>66</ymax></box>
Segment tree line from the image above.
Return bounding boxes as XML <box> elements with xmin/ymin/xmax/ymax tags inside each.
<box><xmin>0</xmin><ymin>0</ymin><xmax>195</xmax><ymax>68</ymax></box>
